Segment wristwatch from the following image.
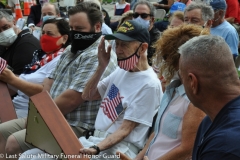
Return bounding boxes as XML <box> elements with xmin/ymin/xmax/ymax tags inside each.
<box><xmin>89</xmin><ymin>145</ymin><xmax>100</xmax><ymax>155</ymax></box>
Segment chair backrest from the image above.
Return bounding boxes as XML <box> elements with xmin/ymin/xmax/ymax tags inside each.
<box><xmin>25</xmin><ymin>91</ymin><xmax>89</xmax><ymax>160</ymax></box>
<box><xmin>155</xmin><ymin>9</ymin><xmax>166</xmax><ymax>21</ymax></box>
<box><xmin>0</xmin><ymin>81</ymin><xmax>17</xmax><ymax>123</ymax></box>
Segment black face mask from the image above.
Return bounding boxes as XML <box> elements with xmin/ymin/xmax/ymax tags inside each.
<box><xmin>70</xmin><ymin>30</ymin><xmax>102</xmax><ymax>54</ymax></box>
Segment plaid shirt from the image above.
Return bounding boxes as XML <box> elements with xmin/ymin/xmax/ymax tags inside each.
<box><xmin>49</xmin><ymin>37</ymin><xmax>117</xmax><ymax>129</ymax></box>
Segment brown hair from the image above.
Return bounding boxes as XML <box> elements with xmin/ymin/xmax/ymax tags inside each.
<box><xmin>68</xmin><ymin>2</ymin><xmax>103</xmax><ymax>27</ymax></box>
<box><xmin>169</xmin><ymin>11</ymin><xmax>184</xmax><ymax>23</ymax></box>
<box><xmin>152</xmin><ymin>24</ymin><xmax>209</xmax><ymax>84</ymax></box>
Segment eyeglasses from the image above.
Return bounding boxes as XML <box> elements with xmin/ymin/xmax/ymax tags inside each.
<box><xmin>133</xmin><ymin>13</ymin><xmax>152</xmax><ymax>19</ymax></box>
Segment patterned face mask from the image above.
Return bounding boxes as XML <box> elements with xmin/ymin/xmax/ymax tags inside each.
<box><xmin>117</xmin><ymin>44</ymin><xmax>142</xmax><ymax>71</ymax></box>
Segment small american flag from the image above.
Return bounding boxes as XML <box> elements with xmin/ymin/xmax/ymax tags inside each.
<box><xmin>100</xmin><ymin>84</ymin><xmax>124</xmax><ymax>121</ymax></box>
<box><xmin>0</xmin><ymin>58</ymin><xmax>7</xmax><ymax>74</ymax></box>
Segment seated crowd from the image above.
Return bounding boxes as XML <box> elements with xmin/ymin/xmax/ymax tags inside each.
<box><xmin>0</xmin><ymin>0</ymin><xmax>240</xmax><ymax>160</ymax></box>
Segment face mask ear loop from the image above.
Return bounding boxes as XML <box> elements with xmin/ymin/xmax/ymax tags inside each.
<box><xmin>133</xmin><ymin>43</ymin><xmax>143</xmax><ymax>71</ymax></box>
<box><xmin>135</xmin><ymin>43</ymin><xmax>142</xmax><ymax>58</ymax></box>
<box><xmin>202</xmin><ymin>21</ymin><xmax>208</xmax><ymax>28</ymax></box>
<box><xmin>133</xmin><ymin>64</ymin><xmax>141</xmax><ymax>71</ymax></box>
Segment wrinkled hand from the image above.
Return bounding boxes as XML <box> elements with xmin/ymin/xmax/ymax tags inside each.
<box><xmin>0</xmin><ymin>67</ymin><xmax>16</xmax><ymax>83</ymax></box>
<box><xmin>143</xmin><ymin>156</ymin><xmax>149</xmax><ymax>160</ymax></box>
<box><xmin>98</xmin><ymin>37</ymin><xmax>111</xmax><ymax>68</ymax></box>
<box><xmin>80</xmin><ymin>147</ymin><xmax>97</xmax><ymax>155</ymax></box>
<box><xmin>116</xmin><ymin>151</ymin><xmax>131</xmax><ymax>160</ymax></box>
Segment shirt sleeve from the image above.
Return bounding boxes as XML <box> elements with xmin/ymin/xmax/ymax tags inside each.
<box><xmin>124</xmin><ymin>3</ymin><xmax>130</xmax><ymax>13</ymax></box>
<box><xmin>68</xmin><ymin>51</ymin><xmax>99</xmax><ymax>93</ymax></box>
<box><xmin>27</xmin><ymin>6</ymin><xmax>36</xmax><ymax>25</ymax></box>
<box><xmin>97</xmin><ymin>67</ymin><xmax>119</xmax><ymax>98</ymax></box>
<box><xmin>11</xmin><ymin>36</ymin><xmax>40</xmax><ymax>75</ymax></box>
<box><xmin>225</xmin><ymin>30</ymin><xmax>239</xmax><ymax>56</ymax></box>
<box><xmin>124</xmin><ymin>85</ymin><xmax>161</xmax><ymax>127</ymax></box>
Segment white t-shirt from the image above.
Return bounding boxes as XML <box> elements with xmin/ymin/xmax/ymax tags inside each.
<box><xmin>101</xmin><ymin>23</ymin><xmax>113</xmax><ymax>35</ymax></box>
<box><xmin>96</xmin><ymin>67</ymin><xmax>163</xmax><ymax>148</ymax></box>
<box><xmin>12</xmin><ymin>54</ymin><xmax>61</xmax><ymax>118</ymax></box>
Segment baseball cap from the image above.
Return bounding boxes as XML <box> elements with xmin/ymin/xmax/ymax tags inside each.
<box><xmin>210</xmin><ymin>0</ymin><xmax>227</xmax><ymax>10</ymax></box>
<box><xmin>105</xmin><ymin>20</ymin><xmax>150</xmax><ymax>44</ymax></box>
<box><xmin>169</xmin><ymin>2</ymin><xmax>186</xmax><ymax>14</ymax></box>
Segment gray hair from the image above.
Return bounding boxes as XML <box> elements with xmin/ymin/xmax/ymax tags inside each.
<box><xmin>184</xmin><ymin>2</ymin><xmax>214</xmax><ymax>21</ymax></box>
<box><xmin>42</xmin><ymin>3</ymin><xmax>60</xmax><ymax>15</ymax></box>
<box><xmin>133</xmin><ymin>0</ymin><xmax>156</xmax><ymax>17</ymax></box>
<box><xmin>179</xmin><ymin>35</ymin><xmax>233</xmax><ymax>74</ymax></box>
<box><xmin>0</xmin><ymin>11</ymin><xmax>14</xmax><ymax>22</ymax></box>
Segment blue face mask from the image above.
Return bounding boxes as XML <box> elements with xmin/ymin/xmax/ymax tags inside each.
<box><xmin>42</xmin><ymin>15</ymin><xmax>56</xmax><ymax>23</ymax></box>
<box><xmin>133</xmin><ymin>17</ymin><xmax>150</xmax><ymax>29</ymax></box>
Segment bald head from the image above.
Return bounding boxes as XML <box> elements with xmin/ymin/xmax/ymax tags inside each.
<box><xmin>179</xmin><ymin>36</ymin><xmax>238</xmax><ymax>85</ymax></box>
<box><xmin>42</xmin><ymin>3</ymin><xmax>60</xmax><ymax>17</ymax></box>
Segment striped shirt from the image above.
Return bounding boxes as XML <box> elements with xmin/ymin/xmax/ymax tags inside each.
<box><xmin>49</xmin><ymin>36</ymin><xmax>117</xmax><ymax>129</ymax></box>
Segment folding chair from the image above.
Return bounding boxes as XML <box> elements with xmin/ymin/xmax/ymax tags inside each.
<box><xmin>155</xmin><ymin>9</ymin><xmax>166</xmax><ymax>21</ymax></box>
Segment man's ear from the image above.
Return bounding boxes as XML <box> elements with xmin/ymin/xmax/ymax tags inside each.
<box><xmin>149</xmin><ymin>17</ymin><xmax>155</xmax><ymax>28</ymax></box>
<box><xmin>150</xmin><ymin>17</ymin><xmax>155</xmax><ymax>23</ymax></box>
<box><xmin>188</xmin><ymin>73</ymin><xmax>198</xmax><ymax>95</ymax></box>
<box><xmin>94</xmin><ymin>22</ymin><xmax>102</xmax><ymax>32</ymax></box>
<box><xmin>139</xmin><ymin>42</ymin><xmax>148</xmax><ymax>56</ymax></box>
<box><xmin>206</xmin><ymin>19</ymin><xmax>213</xmax><ymax>28</ymax></box>
<box><xmin>62</xmin><ymin>35</ymin><xmax>68</xmax><ymax>44</ymax></box>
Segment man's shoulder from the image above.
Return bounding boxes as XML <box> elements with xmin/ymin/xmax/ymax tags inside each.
<box><xmin>217</xmin><ymin>21</ymin><xmax>237</xmax><ymax>32</ymax></box>
<box><xmin>212</xmin><ymin>21</ymin><xmax>238</xmax><ymax>37</ymax></box>
<box><xmin>134</xmin><ymin>68</ymin><xmax>161</xmax><ymax>88</ymax></box>
<box><xmin>60</xmin><ymin>44</ymin><xmax>99</xmax><ymax>63</ymax></box>
<box><xmin>30</xmin><ymin>4</ymin><xmax>41</xmax><ymax>10</ymax></box>
<box><xmin>17</xmin><ymin>32</ymin><xmax>40</xmax><ymax>45</ymax></box>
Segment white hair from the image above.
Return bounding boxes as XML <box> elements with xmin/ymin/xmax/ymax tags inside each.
<box><xmin>178</xmin><ymin>35</ymin><xmax>233</xmax><ymax>72</ymax></box>
<box><xmin>184</xmin><ymin>2</ymin><xmax>214</xmax><ymax>22</ymax></box>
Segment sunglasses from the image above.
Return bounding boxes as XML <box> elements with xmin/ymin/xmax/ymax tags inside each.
<box><xmin>133</xmin><ymin>13</ymin><xmax>152</xmax><ymax>19</ymax></box>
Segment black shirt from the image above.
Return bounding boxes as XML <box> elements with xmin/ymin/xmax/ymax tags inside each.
<box><xmin>0</xmin><ymin>29</ymin><xmax>41</xmax><ymax>75</ymax></box>
<box><xmin>157</xmin><ymin>0</ymin><xmax>170</xmax><ymax>13</ymax></box>
<box><xmin>148</xmin><ymin>26</ymin><xmax>161</xmax><ymax>66</ymax></box>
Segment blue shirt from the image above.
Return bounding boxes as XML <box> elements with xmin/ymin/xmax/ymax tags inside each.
<box><xmin>192</xmin><ymin>96</ymin><xmax>240</xmax><ymax>160</ymax></box>
<box><xmin>146</xmin><ymin>80</ymin><xmax>188</xmax><ymax>156</ymax></box>
<box><xmin>211</xmin><ymin>21</ymin><xmax>239</xmax><ymax>56</ymax></box>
